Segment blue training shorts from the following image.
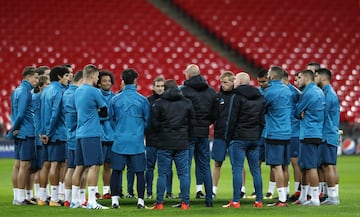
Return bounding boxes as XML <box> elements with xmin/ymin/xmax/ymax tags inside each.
<box><xmin>265</xmin><ymin>142</ymin><xmax>290</xmax><ymax>166</ymax></box>
<box><xmin>47</xmin><ymin>141</ymin><xmax>66</xmax><ymax>162</ymax></box>
<box><xmin>298</xmin><ymin>142</ymin><xmax>319</xmax><ymax>169</ymax></box>
<box><xmin>111</xmin><ymin>152</ymin><xmax>146</xmax><ymax>172</ymax></box>
<box><xmin>33</xmin><ymin>145</ymin><xmax>45</xmax><ymax>170</ymax></box>
<box><xmin>211</xmin><ymin>139</ymin><xmax>227</xmax><ymax>162</ymax></box>
<box><xmin>289</xmin><ymin>137</ymin><xmax>300</xmax><ymax>158</ymax></box>
<box><xmin>67</xmin><ymin>149</ymin><xmax>76</xmax><ymax>168</ymax></box>
<box><xmin>17</xmin><ymin>137</ymin><xmax>36</xmax><ymax>161</ymax></box>
<box><xmin>319</xmin><ymin>142</ymin><xmax>338</xmax><ymax>166</ymax></box>
<box><xmin>76</xmin><ymin>137</ymin><xmax>103</xmax><ymax>167</ymax></box>
<box><xmin>102</xmin><ymin>142</ymin><xmax>113</xmax><ymax>163</ymax></box>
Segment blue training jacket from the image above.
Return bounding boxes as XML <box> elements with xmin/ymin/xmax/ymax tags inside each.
<box><xmin>295</xmin><ymin>82</ymin><xmax>325</xmax><ymax>140</ymax></box>
<box><xmin>258</xmin><ymin>86</ymin><xmax>267</xmax><ymax>138</ymax></box>
<box><xmin>110</xmin><ymin>84</ymin><xmax>150</xmax><ymax>155</ymax></box>
<box><xmin>264</xmin><ymin>80</ymin><xmax>292</xmax><ymax>140</ymax></box>
<box><xmin>99</xmin><ymin>89</ymin><xmax>115</xmax><ymax>142</ymax></box>
<box><xmin>32</xmin><ymin>92</ymin><xmax>42</xmax><ymax>146</ymax></box>
<box><xmin>62</xmin><ymin>85</ymin><xmax>78</xmax><ymax>150</ymax></box>
<box><xmin>8</xmin><ymin>80</ymin><xmax>35</xmax><ymax>139</ymax></box>
<box><xmin>288</xmin><ymin>83</ymin><xmax>301</xmax><ymax>138</ymax></box>
<box><xmin>322</xmin><ymin>84</ymin><xmax>340</xmax><ymax>146</ymax></box>
<box><xmin>40</xmin><ymin>81</ymin><xmax>67</xmax><ymax>142</ymax></box>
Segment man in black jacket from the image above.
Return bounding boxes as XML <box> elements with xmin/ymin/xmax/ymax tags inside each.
<box><xmin>181</xmin><ymin>64</ymin><xmax>217</xmax><ymax>207</ymax></box>
<box><xmin>145</xmin><ymin>76</ymin><xmax>174</xmax><ymax>199</ymax></box>
<box><xmin>223</xmin><ymin>72</ymin><xmax>265</xmax><ymax>208</ymax></box>
<box><xmin>150</xmin><ymin>79</ymin><xmax>195</xmax><ymax>210</ymax></box>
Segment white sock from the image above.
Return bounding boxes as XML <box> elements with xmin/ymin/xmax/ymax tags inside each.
<box><xmin>323</xmin><ymin>182</ymin><xmax>328</xmax><ymax>195</ymax></box>
<box><xmin>47</xmin><ymin>184</ymin><xmax>51</xmax><ymax>197</ymax></box>
<box><xmin>65</xmin><ymin>189</ymin><xmax>72</xmax><ymax>202</ymax></box>
<box><xmin>112</xmin><ymin>196</ymin><xmax>119</xmax><ymax>205</ymax></box>
<box><xmin>59</xmin><ymin>182</ymin><xmax>64</xmax><ymax>194</ymax></box>
<box><xmin>310</xmin><ymin>186</ymin><xmax>320</xmax><ymax>203</ymax></box>
<box><xmin>34</xmin><ymin>184</ymin><xmax>40</xmax><ymax>198</ymax></box>
<box><xmin>18</xmin><ymin>189</ymin><xmax>25</xmax><ymax>202</ymax></box>
<box><xmin>79</xmin><ymin>188</ymin><xmax>86</xmax><ymax>204</ymax></box>
<box><xmin>71</xmin><ymin>186</ymin><xmax>79</xmax><ymax>204</ymax></box>
<box><xmin>103</xmin><ymin>186</ymin><xmax>110</xmax><ymax>194</ymax></box>
<box><xmin>212</xmin><ymin>186</ymin><xmax>217</xmax><ymax>194</ymax></box>
<box><xmin>241</xmin><ymin>186</ymin><xmax>246</xmax><ymax>193</ymax></box>
<box><xmin>25</xmin><ymin>190</ymin><xmax>32</xmax><ymax>200</ymax></box>
<box><xmin>328</xmin><ymin>186</ymin><xmax>336</xmax><ymax>198</ymax></box>
<box><xmin>51</xmin><ymin>185</ymin><xmax>59</xmax><ymax>202</ymax></box>
<box><xmin>294</xmin><ymin>182</ymin><xmax>300</xmax><ymax>193</ymax></box>
<box><xmin>13</xmin><ymin>188</ymin><xmax>18</xmax><ymax>201</ymax></box>
<box><xmin>88</xmin><ymin>186</ymin><xmax>97</xmax><ymax>204</ymax></box>
<box><xmin>196</xmin><ymin>185</ymin><xmax>202</xmax><ymax>192</ymax></box>
<box><xmin>95</xmin><ymin>186</ymin><xmax>99</xmax><ymax>194</ymax></box>
<box><xmin>278</xmin><ymin>187</ymin><xmax>287</xmax><ymax>202</ymax></box>
<box><xmin>39</xmin><ymin>187</ymin><xmax>47</xmax><ymax>201</ymax></box>
<box><xmin>335</xmin><ymin>184</ymin><xmax>339</xmax><ymax>197</ymax></box>
<box><xmin>319</xmin><ymin>182</ymin><xmax>326</xmax><ymax>194</ymax></box>
<box><xmin>268</xmin><ymin>181</ymin><xmax>276</xmax><ymax>194</ymax></box>
<box><xmin>299</xmin><ymin>185</ymin><xmax>309</xmax><ymax>201</ymax></box>
<box><xmin>138</xmin><ymin>198</ymin><xmax>144</xmax><ymax>206</ymax></box>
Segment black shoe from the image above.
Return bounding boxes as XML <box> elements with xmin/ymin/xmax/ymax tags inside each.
<box><xmin>320</xmin><ymin>194</ymin><xmax>328</xmax><ymax>203</ymax></box>
<box><xmin>112</xmin><ymin>203</ymin><xmax>119</xmax><ymax>209</ymax></box>
<box><xmin>205</xmin><ymin>202</ymin><xmax>213</xmax><ymax>207</ymax></box>
<box><xmin>166</xmin><ymin>193</ymin><xmax>175</xmax><ymax>199</ymax></box>
<box><xmin>28</xmin><ymin>198</ymin><xmax>38</xmax><ymax>205</ymax></box>
<box><xmin>171</xmin><ymin>202</ymin><xmax>182</xmax><ymax>208</ymax></box>
<box><xmin>126</xmin><ymin>193</ymin><xmax>136</xmax><ymax>198</ymax></box>
<box><xmin>196</xmin><ymin>191</ymin><xmax>205</xmax><ymax>199</ymax></box>
<box><xmin>137</xmin><ymin>203</ymin><xmax>145</xmax><ymax>209</ymax></box>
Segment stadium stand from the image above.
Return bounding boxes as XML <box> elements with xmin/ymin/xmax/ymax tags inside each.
<box><xmin>0</xmin><ymin>0</ymin><xmax>242</xmax><ymax>133</ymax></box>
<box><xmin>173</xmin><ymin>0</ymin><xmax>360</xmax><ymax>124</ymax></box>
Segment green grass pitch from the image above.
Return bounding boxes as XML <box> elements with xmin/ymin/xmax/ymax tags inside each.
<box><xmin>0</xmin><ymin>156</ymin><xmax>359</xmax><ymax>217</ymax></box>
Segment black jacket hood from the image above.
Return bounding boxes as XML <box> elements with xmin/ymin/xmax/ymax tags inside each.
<box><xmin>162</xmin><ymin>88</ymin><xmax>182</xmax><ymax>101</ymax></box>
<box><xmin>234</xmin><ymin>85</ymin><xmax>262</xmax><ymax>100</ymax></box>
<box><xmin>184</xmin><ymin>75</ymin><xmax>209</xmax><ymax>91</ymax></box>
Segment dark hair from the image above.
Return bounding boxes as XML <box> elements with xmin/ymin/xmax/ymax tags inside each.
<box><xmin>36</xmin><ymin>66</ymin><xmax>50</xmax><ymax>76</ymax></box>
<box><xmin>98</xmin><ymin>70</ymin><xmax>115</xmax><ymax>86</ymax></box>
<box><xmin>283</xmin><ymin>70</ymin><xmax>288</xmax><ymax>79</ymax></box>
<box><xmin>300</xmin><ymin>69</ymin><xmax>314</xmax><ymax>81</ymax></box>
<box><xmin>34</xmin><ymin>75</ymin><xmax>50</xmax><ymax>93</ymax></box>
<box><xmin>22</xmin><ymin>66</ymin><xmax>37</xmax><ymax>78</ymax></box>
<box><xmin>62</xmin><ymin>63</ymin><xmax>72</xmax><ymax>68</ymax></box>
<box><xmin>257</xmin><ymin>68</ymin><xmax>267</xmax><ymax>78</ymax></box>
<box><xmin>122</xmin><ymin>68</ymin><xmax>138</xmax><ymax>85</ymax></box>
<box><xmin>50</xmin><ymin>66</ymin><xmax>69</xmax><ymax>82</ymax></box>
<box><xmin>164</xmin><ymin>79</ymin><xmax>177</xmax><ymax>90</ymax></box>
<box><xmin>73</xmin><ymin>70</ymin><xmax>83</xmax><ymax>82</ymax></box>
<box><xmin>269</xmin><ymin>66</ymin><xmax>284</xmax><ymax>79</ymax></box>
<box><xmin>307</xmin><ymin>62</ymin><xmax>320</xmax><ymax>71</ymax></box>
<box><xmin>316</xmin><ymin>68</ymin><xmax>332</xmax><ymax>80</ymax></box>
<box><xmin>152</xmin><ymin>76</ymin><xmax>165</xmax><ymax>85</ymax></box>
<box><xmin>83</xmin><ymin>64</ymin><xmax>99</xmax><ymax>79</ymax></box>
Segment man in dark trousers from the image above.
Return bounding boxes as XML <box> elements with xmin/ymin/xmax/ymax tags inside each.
<box><xmin>181</xmin><ymin>64</ymin><xmax>217</xmax><ymax>207</ymax></box>
<box><xmin>151</xmin><ymin>79</ymin><xmax>194</xmax><ymax>210</ymax></box>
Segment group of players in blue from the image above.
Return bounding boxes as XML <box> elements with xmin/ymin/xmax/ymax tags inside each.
<box><xmin>8</xmin><ymin>61</ymin><xmax>340</xmax><ymax>210</ymax></box>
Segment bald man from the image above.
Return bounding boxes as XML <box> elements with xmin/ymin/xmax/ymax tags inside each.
<box><xmin>181</xmin><ymin>64</ymin><xmax>217</xmax><ymax>207</ymax></box>
<box><xmin>224</xmin><ymin>72</ymin><xmax>265</xmax><ymax>208</ymax></box>
<box><xmin>264</xmin><ymin>66</ymin><xmax>292</xmax><ymax>207</ymax></box>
